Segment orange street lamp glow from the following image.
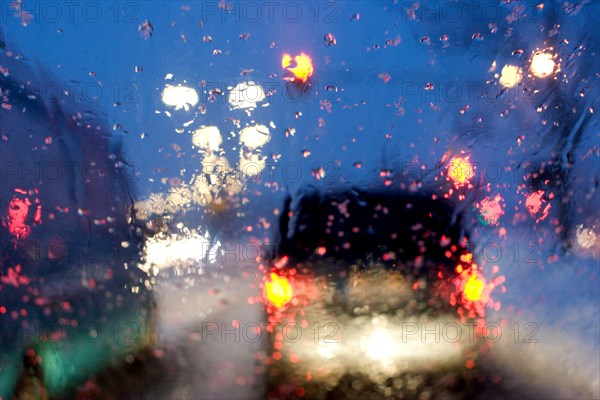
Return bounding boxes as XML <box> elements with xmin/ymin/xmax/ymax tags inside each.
<box><xmin>265</xmin><ymin>273</ymin><xmax>293</xmax><ymax>308</ymax></box>
<box><xmin>282</xmin><ymin>52</ymin><xmax>314</xmax><ymax>83</ymax></box>
<box><xmin>447</xmin><ymin>156</ymin><xmax>475</xmax><ymax>188</ymax></box>
<box><xmin>530</xmin><ymin>51</ymin><xmax>556</xmax><ymax>78</ymax></box>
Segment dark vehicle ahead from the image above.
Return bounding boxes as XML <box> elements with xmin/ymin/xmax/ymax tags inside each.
<box><xmin>263</xmin><ymin>188</ymin><xmax>492</xmax><ymax>399</ymax></box>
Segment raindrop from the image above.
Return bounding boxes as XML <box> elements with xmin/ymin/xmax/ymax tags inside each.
<box><xmin>138</xmin><ymin>20</ymin><xmax>154</xmax><ymax>40</ymax></box>
<box><xmin>378</xmin><ymin>73</ymin><xmax>391</xmax><ymax>83</ymax></box>
<box><xmin>324</xmin><ymin>33</ymin><xmax>337</xmax><ymax>47</ymax></box>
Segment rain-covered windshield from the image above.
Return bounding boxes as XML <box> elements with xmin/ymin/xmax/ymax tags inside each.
<box><xmin>1</xmin><ymin>1</ymin><xmax>598</xmax><ymax>399</ymax></box>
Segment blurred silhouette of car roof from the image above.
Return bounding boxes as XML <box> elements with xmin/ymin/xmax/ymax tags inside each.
<box><xmin>278</xmin><ymin>188</ymin><xmax>467</xmax><ymax>268</ymax></box>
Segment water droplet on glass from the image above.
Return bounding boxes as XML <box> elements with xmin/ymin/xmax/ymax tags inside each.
<box><xmin>139</xmin><ymin>20</ymin><xmax>154</xmax><ymax>40</ymax></box>
<box><xmin>323</xmin><ymin>33</ymin><xmax>337</xmax><ymax>47</ymax></box>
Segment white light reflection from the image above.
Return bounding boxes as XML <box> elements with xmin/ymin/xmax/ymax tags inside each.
<box><xmin>228</xmin><ymin>81</ymin><xmax>265</xmax><ymax>111</ymax></box>
<box><xmin>239</xmin><ymin>124</ymin><xmax>271</xmax><ymax>148</ymax></box>
<box><xmin>161</xmin><ymin>85</ymin><xmax>199</xmax><ymax>111</ymax></box>
<box><xmin>140</xmin><ymin>231</ymin><xmax>219</xmax><ymax>275</ymax></box>
<box><xmin>192</xmin><ymin>126</ymin><xmax>222</xmax><ymax>153</ymax></box>
<box><xmin>361</xmin><ymin>326</ymin><xmax>396</xmax><ymax>366</ymax></box>
<box><xmin>576</xmin><ymin>225</ymin><xmax>597</xmax><ymax>249</ymax></box>
<box><xmin>280</xmin><ymin>313</ymin><xmax>469</xmax><ymax>384</ymax></box>
<box><xmin>499</xmin><ymin>65</ymin><xmax>523</xmax><ymax>88</ymax></box>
